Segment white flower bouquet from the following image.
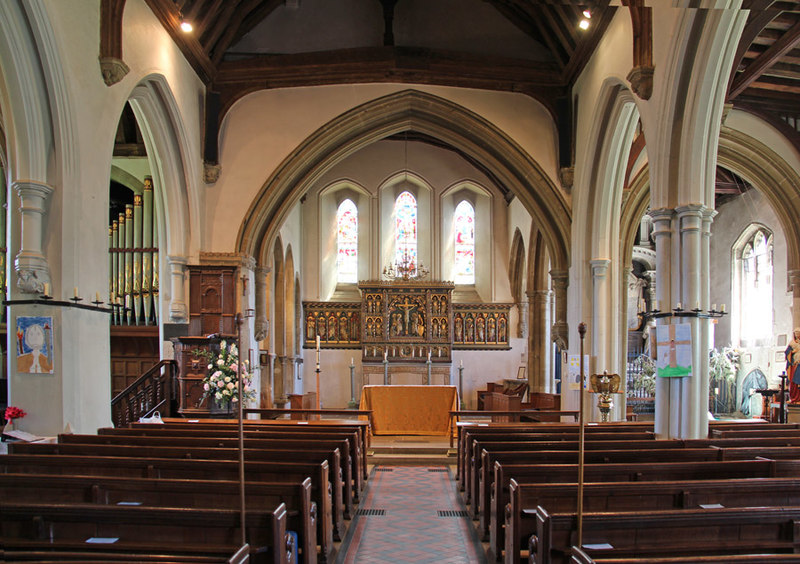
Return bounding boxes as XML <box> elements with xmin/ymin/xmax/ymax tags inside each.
<box><xmin>197</xmin><ymin>340</ymin><xmax>256</xmax><ymax>408</ymax></box>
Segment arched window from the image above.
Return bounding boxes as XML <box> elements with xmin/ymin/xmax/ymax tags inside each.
<box><xmin>454</xmin><ymin>200</ymin><xmax>475</xmax><ymax>284</ymax></box>
<box><xmin>394</xmin><ymin>191</ymin><xmax>417</xmax><ymax>275</ymax></box>
<box><xmin>740</xmin><ymin>228</ymin><xmax>773</xmax><ymax>343</ymax></box>
<box><xmin>336</xmin><ymin>199</ymin><xmax>358</xmax><ymax>283</ymax></box>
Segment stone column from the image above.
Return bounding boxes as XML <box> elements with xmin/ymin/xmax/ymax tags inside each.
<box><xmin>517</xmin><ymin>300</ymin><xmax>529</xmax><ymax>338</ymax></box>
<box><xmin>590</xmin><ymin>258</ymin><xmax>611</xmax><ymax>369</ymax></box>
<box><xmin>254</xmin><ymin>266</ymin><xmax>270</xmax><ymax>341</ymax></box>
<box><xmin>167</xmin><ymin>255</ymin><xmax>188</xmax><ymax>322</ymax></box>
<box><xmin>550</xmin><ymin>269</ymin><xmax>569</xmax><ymax>350</ymax></box>
<box><xmin>13</xmin><ymin>181</ymin><xmax>53</xmax><ymax>294</ymax></box>
<box><xmin>789</xmin><ymin>269</ymin><xmax>800</xmax><ymax>330</ymax></box>
<box><xmin>528</xmin><ymin>290</ymin><xmax>549</xmax><ymax>392</ymax></box>
<box><xmin>649</xmin><ymin>208</ymin><xmax>676</xmax><ymax>438</ymax></box>
<box><xmin>273</xmin><ymin>354</ymin><xmax>285</xmax><ymax>406</ymax></box>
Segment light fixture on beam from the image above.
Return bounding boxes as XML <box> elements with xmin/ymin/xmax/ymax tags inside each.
<box><xmin>579</xmin><ymin>7</ymin><xmax>591</xmax><ymax>30</ymax></box>
<box><xmin>179</xmin><ymin>17</ymin><xmax>193</xmax><ymax>33</ymax></box>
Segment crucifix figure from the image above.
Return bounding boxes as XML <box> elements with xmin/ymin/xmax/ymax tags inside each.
<box><xmin>395</xmin><ymin>296</ymin><xmax>417</xmax><ymax>336</ymax></box>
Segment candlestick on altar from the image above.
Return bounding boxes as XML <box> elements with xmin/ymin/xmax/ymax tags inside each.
<box><xmin>425</xmin><ymin>352</ymin><xmax>432</xmax><ymax>385</ymax></box>
<box><xmin>315</xmin><ymin>335</ymin><xmax>321</xmax><ymax>410</ymax></box>
<box><xmin>348</xmin><ymin>361</ymin><xmax>357</xmax><ymax>409</ymax></box>
<box><xmin>383</xmin><ymin>351</ymin><xmax>389</xmax><ymax>385</ymax></box>
<box><xmin>458</xmin><ymin>362</ymin><xmax>465</xmax><ymax>409</ymax></box>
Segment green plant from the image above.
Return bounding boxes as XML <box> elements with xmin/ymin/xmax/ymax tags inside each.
<box><xmin>196</xmin><ymin>340</ymin><xmax>256</xmax><ymax>408</ymax></box>
<box><xmin>709</xmin><ymin>346</ymin><xmax>741</xmax><ymax>383</ymax></box>
<box><xmin>629</xmin><ymin>354</ymin><xmax>656</xmax><ymax>397</ymax></box>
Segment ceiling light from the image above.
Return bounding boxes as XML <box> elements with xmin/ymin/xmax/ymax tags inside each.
<box><xmin>583</xmin><ymin>9</ymin><xmax>592</xmax><ymax>19</ymax></box>
<box><xmin>179</xmin><ymin>17</ymin><xmax>193</xmax><ymax>33</ymax></box>
<box><xmin>579</xmin><ymin>18</ymin><xmax>590</xmax><ymax>30</ymax></box>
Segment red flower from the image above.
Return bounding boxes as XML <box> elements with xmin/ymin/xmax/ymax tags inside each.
<box><xmin>4</xmin><ymin>406</ymin><xmax>26</xmax><ymax>421</ymax></box>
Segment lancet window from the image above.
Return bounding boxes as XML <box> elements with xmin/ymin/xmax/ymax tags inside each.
<box><xmin>336</xmin><ymin>199</ymin><xmax>358</xmax><ymax>283</ymax></box>
<box><xmin>454</xmin><ymin>200</ymin><xmax>475</xmax><ymax>284</ymax></box>
<box><xmin>394</xmin><ymin>191</ymin><xmax>418</xmax><ymax>275</ymax></box>
<box><xmin>740</xmin><ymin>228</ymin><xmax>773</xmax><ymax>343</ymax></box>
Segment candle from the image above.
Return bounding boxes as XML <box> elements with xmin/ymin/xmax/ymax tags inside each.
<box><xmin>460</xmin><ymin>359</ymin><xmax>463</xmax><ymax>368</ymax></box>
<box><xmin>427</xmin><ymin>349</ymin><xmax>431</xmax><ymax>362</ymax></box>
<box><xmin>711</xmin><ymin>303</ymin><xmax>717</xmax><ymax>311</ymax></box>
<box><xmin>654</xmin><ymin>300</ymin><xmax>660</xmax><ymax>311</ymax></box>
<box><xmin>721</xmin><ymin>304</ymin><xmax>726</xmax><ymax>313</ymax></box>
<box><xmin>384</xmin><ymin>350</ymin><xmax>388</xmax><ymax>362</ymax></box>
<box><xmin>315</xmin><ymin>335</ymin><xmax>320</xmax><ymax>366</ymax></box>
<box><xmin>74</xmin><ymin>286</ymin><xmax>79</xmax><ymax>298</ymax></box>
<box><xmin>43</xmin><ymin>282</ymin><xmax>50</xmax><ymax>296</ymax></box>
<box><xmin>350</xmin><ymin>357</ymin><xmax>354</xmax><ymax>367</ymax></box>
<box><xmin>95</xmin><ymin>292</ymin><xmax>101</xmax><ymax>303</ymax></box>
<box><xmin>695</xmin><ymin>301</ymin><xmax>700</xmax><ymax>310</ymax></box>
<box><xmin>676</xmin><ymin>302</ymin><xmax>682</xmax><ymax>310</ymax></box>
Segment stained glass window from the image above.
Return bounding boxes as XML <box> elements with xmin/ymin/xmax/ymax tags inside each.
<box><xmin>454</xmin><ymin>200</ymin><xmax>475</xmax><ymax>284</ymax></box>
<box><xmin>741</xmin><ymin>228</ymin><xmax>772</xmax><ymax>343</ymax></box>
<box><xmin>336</xmin><ymin>199</ymin><xmax>358</xmax><ymax>283</ymax></box>
<box><xmin>394</xmin><ymin>191</ymin><xmax>417</xmax><ymax>276</ymax></box>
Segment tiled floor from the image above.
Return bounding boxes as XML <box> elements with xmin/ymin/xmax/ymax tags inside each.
<box><xmin>336</xmin><ymin>465</ymin><xmax>487</xmax><ymax>564</ymax></box>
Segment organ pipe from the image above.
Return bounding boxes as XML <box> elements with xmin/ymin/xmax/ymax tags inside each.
<box><xmin>108</xmin><ymin>183</ymin><xmax>159</xmax><ymax>326</ymax></box>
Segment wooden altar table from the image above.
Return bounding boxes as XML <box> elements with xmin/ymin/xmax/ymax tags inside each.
<box><xmin>359</xmin><ymin>385</ymin><xmax>458</xmax><ymax>435</ymax></box>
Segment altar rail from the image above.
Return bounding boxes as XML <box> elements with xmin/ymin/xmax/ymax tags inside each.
<box><xmin>448</xmin><ymin>410</ymin><xmax>580</xmax><ymax>446</ymax></box>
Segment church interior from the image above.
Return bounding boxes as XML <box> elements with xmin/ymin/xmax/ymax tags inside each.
<box><xmin>5</xmin><ymin>1</ymin><xmax>800</xmax><ymax>562</ymax></box>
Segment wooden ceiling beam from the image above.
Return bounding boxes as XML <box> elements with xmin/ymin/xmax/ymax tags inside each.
<box><xmin>525</xmin><ymin>4</ymin><xmax>570</xmax><ymax>69</ymax></box>
<box><xmin>230</xmin><ymin>0</ymin><xmax>284</xmax><ymax>47</ymax></box>
<box><xmin>538</xmin><ymin>5</ymin><xmax>575</xmax><ymax>61</ymax></box>
<box><xmin>201</xmin><ymin>0</ymin><xmax>242</xmax><ymax>54</ymax></box>
<box><xmin>213</xmin><ymin>46</ymin><xmax>563</xmax><ymax>116</ymax></box>
<box><xmin>726</xmin><ymin>4</ymin><xmax>779</xmax><ymax>97</ymax></box>
<box><xmin>211</xmin><ymin>0</ymin><xmax>264</xmax><ymax>66</ymax></box>
<box><xmin>562</xmin><ymin>5</ymin><xmax>616</xmax><ymax>85</ymax></box>
<box><xmin>142</xmin><ymin>0</ymin><xmax>215</xmax><ymax>83</ymax></box>
<box><xmin>485</xmin><ymin>0</ymin><xmax>548</xmax><ymax>51</ymax></box>
<box><xmin>195</xmin><ymin>0</ymin><xmax>226</xmax><ymax>39</ymax></box>
<box><xmin>730</xmin><ymin>16</ymin><xmax>800</xmax><ymax>99</ymax></box>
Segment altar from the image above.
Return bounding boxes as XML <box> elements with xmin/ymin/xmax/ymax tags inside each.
<box><xmin>359</xmin><ymin>385</ymin><xmax>458</xmax><ymax>435</ymax></box>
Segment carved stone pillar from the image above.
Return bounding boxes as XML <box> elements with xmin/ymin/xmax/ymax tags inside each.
<box><xmin>255</xmin><ymin>266</ymin><xmax>270</xmax><ymax>341</ymax></box>
<box><xmin>517</xmin><ymin>300</ymin><xmax>529</xmax><ymax>338</ymax></box>
<box><xmin>550</xmin><ymin>269</ymin><xmax>569</xmax><ymax>350</ymax></box>
<box><xmin>282</xmin><ymin>355</ymin><xmax>293</xmax><ymax>404</ymax></box>
<box><xmin>273</xmin><ymin>354</ymin><xmax>286</xmax><ymax>406</ymax></box>
<box><xmin>528</xmin><ymin>290</ymin><xmax>550</xmax><ymax>393</ymax></box>
<box><xmin>13</xmin><ymin>181</ymin><xmax>53</xmax><ymax>294</ymax></box>
<box><xmin>789</xmin><ymin>269</ymin><xmax>800</xmax><ymax>331</ymax></box>
<box><xmin>589</xmin><ymin>258</ymin><xmax>611</xmax><ymax>371</ymax></box>
<box><xmin>167</xmin><ymin>255</ymin><xmax>188</xmax><ymax>322</ymax></box>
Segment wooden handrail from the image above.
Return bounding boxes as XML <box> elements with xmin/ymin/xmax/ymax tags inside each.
<box><xmin>244</xmin><ymin>408</ymin><xmax>374</xmax><ymax>433</ymax></box>
<box><xmin>110</xmin><ymin>359</ymin><xmax>178</xmax><ymax>428</ymax></box>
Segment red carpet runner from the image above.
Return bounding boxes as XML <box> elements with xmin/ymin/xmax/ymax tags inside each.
<box><xmin>337</xmin><ymin>466</ymin><xmax>486</xmax><ymax>563</ymax></box>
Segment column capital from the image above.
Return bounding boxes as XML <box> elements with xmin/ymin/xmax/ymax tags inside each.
<box><xmin>167</xmin><ymin>255</ymin><xmax>188</xmax><ymax>267</ymax></box>
<box><xmin>590</xmin><ymin>258</ymin><xmax>611</xmax><ymax>278</ymax></box>
<box><xmin>675</xmin><ymin>203</ymin><xmax>708</xmax><ymax>218</ymax></box>
<box><xmin>256</xmin><ymin>265</ymin><xmax>272</xmax><ymax>277</ymax></box>
<box><xmin>549</xmin><ymin>269</ymin><xmax>569</xmax><ymax>287</ymax></box>
<box><xmin>648</xmin><ymin>207</ymin><xmax>675</xmax><ymax>222</ymax></box>
<box><xmin>12</xmin><ymin>179</ymin><xmax>54</xmax><ymax>199</ymax></box>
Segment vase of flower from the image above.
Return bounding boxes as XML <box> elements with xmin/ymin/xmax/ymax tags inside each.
<box><xmin>209</xmin><ymin>398</ymin><xmax>235</xmax><ymax>418</ymax></box>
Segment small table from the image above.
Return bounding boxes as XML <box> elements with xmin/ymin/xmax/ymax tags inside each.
<box><xmin>755</xmin><ymin>389</ymin><xmax>780</xmax><ymax>422</ymax></box>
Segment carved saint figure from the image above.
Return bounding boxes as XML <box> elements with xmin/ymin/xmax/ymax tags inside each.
<box><xmin>339</xmin><ymin>315</ymin><xmax>349</xmax><ymax>341</ymax></box>
<box><xmin>465</xmin><ymin>316</ymin><xmax>475</xmax><ymax>342</ymax></box>
<box><xmin>306</xmin><ymin>314</ymin><xmax>316</xmax><ymax>341</ymax></box>
<box><xmin>455</xmin><ymin>316</ymin><xmax>463</xmax><ymax>342</ymax></box>
<box><xmin>476</xmin><ymin>315</ymin><xmax>485</xmax><ymax>342</ymax></box>
<box><xmin>487</xmin><ymin>317</ymin><xmax>496</xmax><ymax>342</ymax></box>
<box><xmin>498</xmin><ymin>317</ymin><xmax>507</xmax><ymax>343</ymax></box>
<box><xmin>391</xmin><ymin>313</ymin><xmax>403</xmax><ymax>336</ymax></box>
<box><xmin>327</xmin><ymin>315</ymin><xmax>337</xmax><ymax>342</ymax></box>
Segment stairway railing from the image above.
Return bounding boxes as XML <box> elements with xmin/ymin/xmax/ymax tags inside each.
<box><xmin>110</xmin><ymin>359</ymin><xmax>177</xmax><ymax>428</ymax></box>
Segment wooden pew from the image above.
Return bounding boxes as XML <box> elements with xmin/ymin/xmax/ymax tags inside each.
<box><xmin>477</xmin><ymin>447</ymin><xmax>724</xmax><ymax>543</ymax></box>
<box><xmin>533</xmin><ymin>505</ymin><xmax>800</xmax><ymax>564</ymax></box>
<box><xmin>54</xmin><ymin>433</ymin><xmax>356</xmax><ymax>519</ymax></box>
<box><xmin>149</xmin><ymin>418</ymin><xmax>371</xmax><ymax>479</ymax></box>
<box><xmin>107</xmin><ymin>424</ymin><xmax>367</xmax><ymax>491</ymax></box>
<box><xmin>492</xmin><ymin>458</ymin><xmax>800</xmax><ymax>564</ymax></box>
<box><xmin>570</xmin><ymin>546</ymin><xmax>800</xmax><ymax>563</ymax></box>
<box><xmin>0</xmin><ymin>546</ymin><xmax>248</xmax><ymax>563</ymax></box>
<box><xmin>8</xmin><ymin>441</ymin><xmax>347</xmax><ymax>541</ymax></box>
<box><xmin>1</xmin><ymin>502</ymin><xmax>290</xmax><ymax>564</ymax></box>
<box><xmin>506</xmin><ymin>476</ymin><xmax>800</xmax><ymax>564</ymax></box>
<box><xmin>0</xmin><ymin>473</ymin><xmax>317</xmax><ymax>564</ymax></box>
<box><xmin>0</xmin><ymin>453</ymin><xmax>335</xmax><ymax>563</ymax></box>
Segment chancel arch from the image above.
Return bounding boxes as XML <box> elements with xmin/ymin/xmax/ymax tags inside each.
<box><xmin>236</xmin><ymin>89</ymin><xmax>570</xmax><ymax>293</ymax></box>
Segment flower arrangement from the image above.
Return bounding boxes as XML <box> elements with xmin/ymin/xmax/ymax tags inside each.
<box><xmin>4</xmin><ymin>406</ymin><xmax>26</xmax><ymax>422</ymax></box>
<box><xmin>197</xmin><ymin>340</ymin><xmax>256</xmax><ymax>409</ymax></box>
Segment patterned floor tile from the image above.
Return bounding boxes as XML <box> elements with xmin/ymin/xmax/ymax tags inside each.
<box><xmin>336</xmin><ymin>466</ymin><xmax>487</xmax><ymax>564</ymax></box>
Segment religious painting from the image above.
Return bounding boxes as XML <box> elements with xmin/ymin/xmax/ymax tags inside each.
<box><xmin>302</xmin><ymin>303</ymin><xmax>360</xmax><ymax>347</ymax></box>
<box><xmin>387</xmin><ymin>294</ymin><xmax>426</xmax><ymax>338</ymax></box>
<box><xmin>16</xmin><ymin>315</ymin><xmax>54</xmax><ymax>374</ymax></box>
<box><xmin>655</xmin><ymin>324</ymin><xmax>692</xmax><ymax>378</ymax></box>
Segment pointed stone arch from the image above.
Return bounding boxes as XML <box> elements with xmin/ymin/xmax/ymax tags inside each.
<box><xmin>239</xmin><ymin>89</ymin><xmax>570</xmax><ymax>277</ymax></box>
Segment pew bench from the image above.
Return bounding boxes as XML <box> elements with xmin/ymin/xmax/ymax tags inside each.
<box><xmin>0</xmin><ymin>454</ymin><xmax>335</xmax><ymax>564</ymax></box>
<box><xmin>532</xmin><ymin>505</ymin><xmax>800</xmax><ymax>564</ymax></box>
<box><xmin>505</xmin><ymin>476</ymin><xmax>800</xmax><ymax>564</ymax></box>
<box><xmin>8</xmin><ymin>440</ymin><xmax>347</xmax><ymax>542</ymax></box>
<box><xmin>0</xmin><ymin>473</ymin><xmax>317</xmax><ymax>564</ymax></box>
<box><xmin>569</xmin><ymin>548</ymin><xmax>800</xmax><ymax>563</ymax></box>
<box><xmin>0</xmin><ymin>502</ymin><xmax>290</xmax><ymax>564</ymax></box>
